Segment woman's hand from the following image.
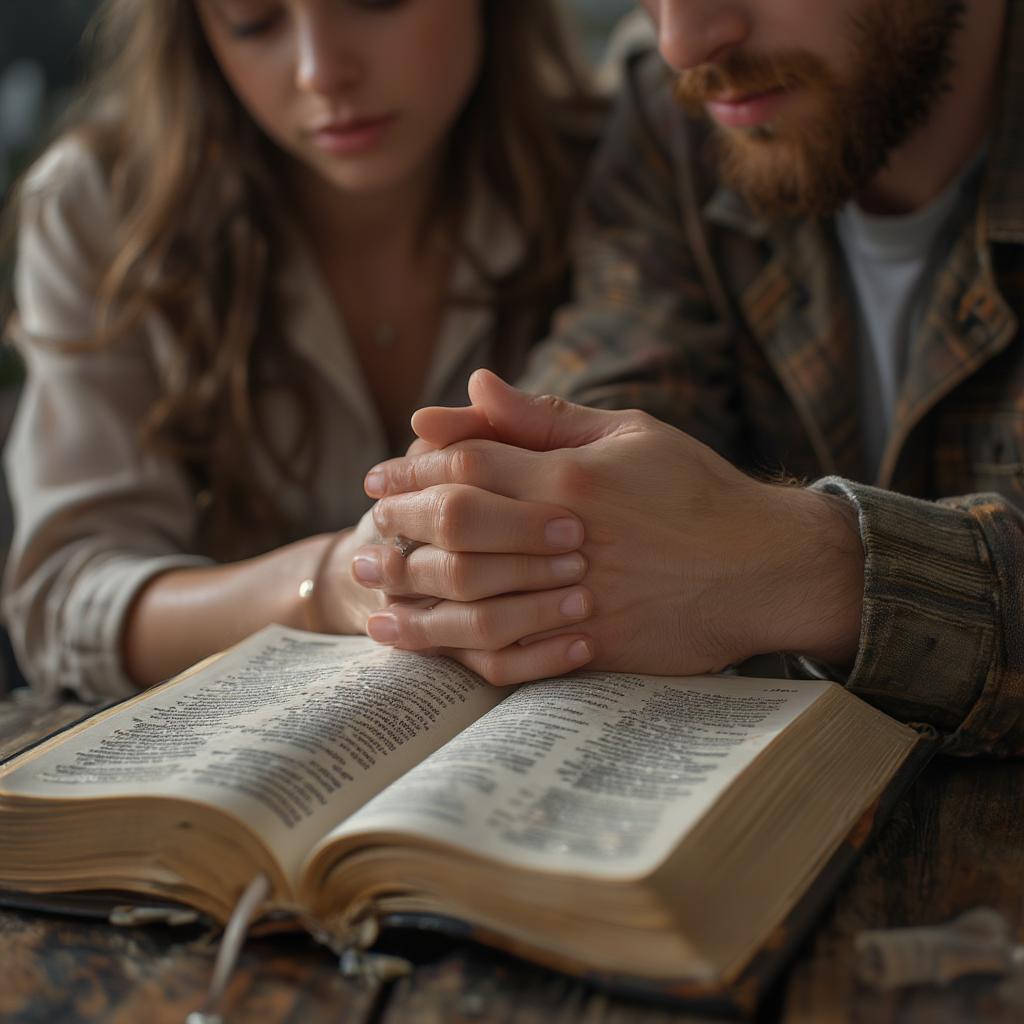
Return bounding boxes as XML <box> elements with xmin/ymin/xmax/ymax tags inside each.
<box><xmin>344</xmin><ymin>491</ymin><xmax>594</xmax><ymax>681</ymax></box>
<box><xmin>304</xmin><ymin>518</ymin><xmax>380</xmax><ymax>636</ymax></box>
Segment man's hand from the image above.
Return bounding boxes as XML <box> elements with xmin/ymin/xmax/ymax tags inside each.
<box><xmin>355</xmin><ymin>371</ymin><xmax>865</xmax><ymax>683</ymax></box>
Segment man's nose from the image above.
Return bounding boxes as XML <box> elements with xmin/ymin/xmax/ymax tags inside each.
<box><xmin>652</xmin><ymin>0</ymin><xmax>750</xmax><ymax>70</ymax></box>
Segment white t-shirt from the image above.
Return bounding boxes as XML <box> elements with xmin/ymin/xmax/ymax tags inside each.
<box><xmin>836</xmin><ymin>156</ymin><xmax>983</xmax><ymax>480</ymax></box>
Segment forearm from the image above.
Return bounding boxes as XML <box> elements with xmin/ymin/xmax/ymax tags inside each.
<box><xmin>122</xmin><ymin>532</ymin><xmax>353</xmax><ymax>688</ymax></box>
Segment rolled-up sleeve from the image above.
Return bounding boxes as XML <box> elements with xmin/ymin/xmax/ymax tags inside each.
<box><xmin>3</xmin><ymin>141</ymin><xmax>211</xmax><ymax>701</ymax></box>
<box><xmin>807</xmin><ymin>478</ymin><xmax>1024</xmax><ymax>757</ymax></box>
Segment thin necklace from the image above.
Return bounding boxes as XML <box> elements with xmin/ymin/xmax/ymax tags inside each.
<box><xmin>363</xmin><ymin>233</ymin><xmax>450</xmax><ymax>351</ymax></box>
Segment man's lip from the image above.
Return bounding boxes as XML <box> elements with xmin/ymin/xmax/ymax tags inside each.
<box><xmin>705</xmin><ymin>87</ymin><xmax>790</xmax><ymax>129</ymax></box>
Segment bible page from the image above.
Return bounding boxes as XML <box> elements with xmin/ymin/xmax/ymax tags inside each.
<box><xmin>0</xmin><ymin>626</ymin><xmax>505</xmax><ymax>885</ymax></box>
<box><xmin>322</xmin><ymin>672</ymin><xmax>831</xmax><ymax>879</ymax></box>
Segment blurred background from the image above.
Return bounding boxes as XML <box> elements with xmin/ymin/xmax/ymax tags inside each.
<box><xmin>0</xmin><ymin>0</ymin><xmax>97</xmax><ymax>196</ymax></box>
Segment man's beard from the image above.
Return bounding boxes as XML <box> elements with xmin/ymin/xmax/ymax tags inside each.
<box><xmin>674</xmin><ymin>0</ymin><xmax>967</xmax><ymax>218</ymax></box>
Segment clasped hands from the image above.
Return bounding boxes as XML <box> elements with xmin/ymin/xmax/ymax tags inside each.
<box><xmin>349</xmin><ymin>370</ymin><xmax>864</xmax><ymax>685</ymax></box>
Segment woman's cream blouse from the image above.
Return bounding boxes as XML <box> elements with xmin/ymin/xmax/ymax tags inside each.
<box><xmin>4</xmin><ymin>140</ymin><xmax>534</xmax><ymax>701</ymax></box>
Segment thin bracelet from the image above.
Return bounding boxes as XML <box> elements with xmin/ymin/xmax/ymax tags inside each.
<box><xmin>298</xmin><ymin>531</ymin><xmax>351</xmax><ymax>634</ymax></box>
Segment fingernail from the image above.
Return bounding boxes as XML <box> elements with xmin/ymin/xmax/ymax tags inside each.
<box><xmin>365</xmin><ymin>469</ymin><xmax>385</xmax><ymax>497</ymax></box>
<box><xmin>367</xmin><ymin>613</ymin><xmax>398</xmax><ymax>644</ymax></box>
<box><xmin>545</xmin><ymin>518</ymin><xmax>583</xmax><ymax>549</ymax></box>
<box><xmin>551</xmin><ymin>553</ymin><xmax>586</xmax><ymax>580</ymax></box>
<box><xmin>352</xmin><ymin>555</ymin><xmax>382</xmax><ymax>585</ymax></box>
<box><xmin>560</xmin><ymin>590</ymin><xmax>588</xmax><ymax>619</ymax></box>
<box><xmin>567</xmin><ymin>639</ymin><xmax>592</xmax><ymax>665</ymax></box>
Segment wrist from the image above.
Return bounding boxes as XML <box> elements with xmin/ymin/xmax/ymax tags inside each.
<box><xmin>293</xmin><ymin>534</ymin><xmax>335</xmax><ymax>632</ymax></box>
<box><xmin>751</xmin><ymin>485</ymin><xmax>865</xmax><ymax>665</ymax></box>
<box><xmin>295</xmin><ymin>531</ymin><xmax>360</xmax><ymax>634</ymax></box>
<box><xmin>329</xmin><ymin>528</ymin><xmax>372</xmax><ymax>635</ymax></box>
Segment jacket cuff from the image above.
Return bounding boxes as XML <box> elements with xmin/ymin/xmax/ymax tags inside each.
<box><xmin>806</xmin><ymin>478</ymin><xmax>1019</xmax><ymax>756</ymax></box>
<box><xmin>31</xmin><ymin>552</ymin><xmax>211</xmax><ymax>702</ymax></box>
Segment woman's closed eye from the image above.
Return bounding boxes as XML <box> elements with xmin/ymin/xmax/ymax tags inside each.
<box><xmin>217</xmin><ymin>0</ymin><xmax>405</xmax><ymax>39</ymax></box>
<box><xmin>207</xmin><ymin>0</ymin><xmax>283</xmax><ymax>40</ymax></box>
<box><xmin>351</xmin><ymin>0</ymin><xmax>406</xmax><ymax>10</ymax></box>
<box><xmin>228</xmin><ymin>13</ymin><xmax>282</xmax><ymax>39</ymax></box>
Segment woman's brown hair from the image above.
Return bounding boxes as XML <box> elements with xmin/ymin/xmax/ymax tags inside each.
<box><xmin>9</xmin><ymin>0</ymin><xmax>592</xmax><ymax>558</ymax></box>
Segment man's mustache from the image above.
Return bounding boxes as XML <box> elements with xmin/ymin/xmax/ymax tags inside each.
<box><xmin>674</xmin><ymin>50</ymin><xmax>832</xmax><ymax>114</ymax></box>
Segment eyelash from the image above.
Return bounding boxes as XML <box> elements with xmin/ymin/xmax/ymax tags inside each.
<box><xmin>228</xmin><ymin>15</ymin><xmax>281</xmax><ymax>39</ymax></box>
<box><xmin>227</xmin><ymin>0</ymin><xmax>404</xmax><ymax>40</ymax></box>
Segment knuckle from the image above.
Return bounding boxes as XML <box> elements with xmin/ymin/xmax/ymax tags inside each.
<box><xmin>371</xmin><ymin>499</ymin><xmax>391</xmax><ymax>534</ymax></box>
<box><xmin>446</xmin><ymin>446</ymin><xmax>482</xmax><ymax>484</ymax></box>
<box><xmin>378</xmin><ymin>547</ymin><xmax>406</xmax><ymax>588</ymax></box>
<box><xmin>533</xmin><ymin>393</ymin><xmax>571</xmax><ymax>416</ymax></box>
<box><xmin>395</xmin><ymin>457</ymin><xmax>429</xmax><ymax>494</ymax></box>
<box><xmin>383</xmin><ymin>460</ymin><xmax>413</xmax><ymax>493</ymax></box>
<box><xmin>464</xmin><ymin>603</ymin><xmax>499</xmax><ymax>648</ymax></box>
<box><xmin>623</xmin><ymin>407</ymin><xmax>655</xmax><ymax>431</ymax></box>
<box><xmin>550</xmin><ymin>458</ymin><xmax>592</xmax><ymax>503</ymax></box>
<box><xmin>398</xmin><ymin>611</ymin><xmax>431</xmax><ymax>650</ymax></box>
<box><xmin>474</xmin><ymin>652</ymin><xmax>518</xmax><ymax>687</ymax></box>
<box><xmin>403</xmin><ymin>461</ymin><xmax>422</xmax><ymax>491</ymax></box>
<box><xmin>559</xmin><ymin>587</ymin><xmax>592</xmax><ymax>621</ymax></box>
<box><xmin>440</xmin><ymin>551</ymin><xmax>474</xmax><ymax>598</ymax></box>
<box><xmin>432</xmin><ymin>487</ymin><xmax>471</xmax><ymax>549</ymax></box>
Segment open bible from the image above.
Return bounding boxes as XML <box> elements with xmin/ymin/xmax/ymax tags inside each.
<box><xmin>0</xmin><ymin>626</ymin><xmax>931</xmax><ymax>1011</ymax></box>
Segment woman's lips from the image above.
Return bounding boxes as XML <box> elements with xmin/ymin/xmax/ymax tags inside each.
<box><xmin>310</xmin><ymin>114</ymin><xmax>396</xmax><ymax>155</ymax></box>
<box><xmin>705</xmin><ymin>88</ymin><xmax>790</xmax><ymax>129</ymax></box>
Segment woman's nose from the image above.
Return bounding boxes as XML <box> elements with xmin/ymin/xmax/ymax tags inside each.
<box><xmin>294</xmin><ymin>14</ymin><xmax>362</xmax><ymax>97</ymax></box>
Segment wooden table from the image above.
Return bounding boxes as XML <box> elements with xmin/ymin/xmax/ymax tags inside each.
<box><xmin>1</xmin><ymin>694</ymin><xmax>1022</xmax><ymax>1024</ymax></box>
